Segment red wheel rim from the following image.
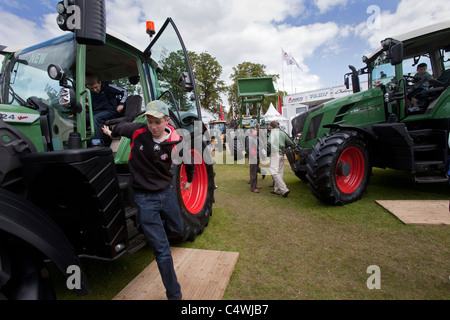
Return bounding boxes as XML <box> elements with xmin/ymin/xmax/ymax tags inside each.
<box><xmin>335</xmin><ymin>147</ymin><xmax>365</xmax><ymax>194</ymax></box>
<box><xmin>180</xmin><ymin>149</ymin><xmax>208</xmax><ymax>214</ymax></box>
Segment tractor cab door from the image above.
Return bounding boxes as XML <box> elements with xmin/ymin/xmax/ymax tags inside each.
<box><xmin>143</xmin><ymin>19</ymin><xmax>214</xmax><ymax>242</ymax></box>
<box><xmin>143</xmin><ymin>18</ymin><xmax>200</xmax><ymax>131</ymax></box>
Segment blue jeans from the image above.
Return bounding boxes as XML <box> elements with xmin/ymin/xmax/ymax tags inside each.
<box><xmin>90</xmin><ymin>109</ymin><xmax>117</xmax><ymax>139</ymax></box>
<box><xmin>134</xmin><ymin>186</ymin><xmax>184</xmax><ymax>300</ymax></box>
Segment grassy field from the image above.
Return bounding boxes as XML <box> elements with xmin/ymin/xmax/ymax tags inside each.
<box><xmin>54</xmin><ymin>158</ymin><xmax>450</xmax><ymax>300</ymax></box>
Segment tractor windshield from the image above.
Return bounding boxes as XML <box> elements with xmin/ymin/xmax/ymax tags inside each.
<box><xmin>371</xmin><ymin>51</ymin><xmax>396</xmax><ymax>87</ymax></box>
<box><xmin>7</xmin><ymin>34</ymin><xmax>77</xmax><ymax>150</ymax></box>
<box><xmin>371</xmin><ymin>51</ymin><xmax>436</xmax><ymax>87</ymax></box>
<box><xmin>8</xmin><ymin>35</ymin><xmax>76</xmax><ymax>107</ymax></box>
<box><xmin>209</xmin><ymin>122</ymin><xmax>226</xmax><ymax>133</ymax></box>
<box><xmin>444</xmin><ymin>50</ymin><xmax>450</xmax><ymax>71</ymax></box>
<box><xmin>402</xmin><ymin>55</ymin><xmax>433</xmax><ymax>78</ymax></box>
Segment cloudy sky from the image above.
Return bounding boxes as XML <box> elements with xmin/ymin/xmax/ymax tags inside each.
<box><xmin>1</xmin><ymin>0</ymin><xmax>449</xmax><ymax>109</ymax></box>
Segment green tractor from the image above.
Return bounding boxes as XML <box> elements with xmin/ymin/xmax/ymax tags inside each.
<box><xmin>0</xmin><ymin>1</ymin><xmax>214</xmax><ymax>299</ymax></box>
<box><xmin>287</xmin><ymin>21</ymin><xmax>450</xmax><ymax>205</ymax></box>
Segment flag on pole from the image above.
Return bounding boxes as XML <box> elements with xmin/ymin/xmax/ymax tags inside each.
<box><xmin>219</xmin><ymin>105</ymin><xmax>224</xmax><ymax>121</ymax></box>
<box><xmin>282</xmin><ymin>48</ymin><xmax>301</xmax><ymax>70</ymax></box>
<box><xmin>278</xmin><ymin>91</ymin><xmax>283</xmax><ymax>114</ymax></box>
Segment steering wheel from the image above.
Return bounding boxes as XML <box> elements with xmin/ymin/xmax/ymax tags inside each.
<box><xmin>403</xmin><ymin>75</ymin><xmax>415</xmax><ymax>83</ymax></box>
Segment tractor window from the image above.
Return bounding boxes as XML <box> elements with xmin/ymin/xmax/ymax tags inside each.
<box><xmin>210</xmin><ymin>122</ymin><xmax>226</xmax><ymax>134</ymax></box>
<box><xmin>8</xmin><ymin>35</ymin><xmax>76</xmax><ymax>107</ymax></box>
<box><xmin>402</xmin><ymin>55</ymin><xmax>433</xmax><ymax>78</ymax></box>
<box><xmin>7</xmin><ymin>35</ymin><xmax>77</xmax><ymax>151</ymax></box>
<box><xmin>443</xmin><ymin>50</ymin><xmax>450</xmax><ymax>71</ymax></box>
<box><xmin>371</xmin><ymin>52</ymin><xmax>396</xmax><ymax>87</ymax></box>
<box><xmin>145</xmin><ymin>19</ymin><xmax>199</xmax><ymax>126</ymax></box>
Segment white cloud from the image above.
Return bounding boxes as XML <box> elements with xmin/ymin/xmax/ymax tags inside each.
<box><xmin>104</xmin><ymin>0</ymin><xmax>347</xmax><ymax>95</ymax></box>
<box><xmin>1</xmin><ymin>0</ymin><xmax>449</xmax><ymax>108</ymax></box>
<box><xmin>0</xmin><ymin>10</ymin><xmax>62</xmax><ymax>48</ymax></box>
<box><xmin>314</xmin><ymin>0</ymin><xmax>349</xmax><ymax>13</ymax></box>
<box><xmin>355</xmin><ymin>0</ymin><xmax>450</xmax><ymax>50</ymax></box>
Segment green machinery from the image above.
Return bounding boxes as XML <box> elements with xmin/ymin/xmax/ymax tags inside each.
<box><xmin>287</xmin><ymin>21</ymin><xmax>450</xmax><ymax>205</ymax></box>
<box><xmin>230</xmin><ymin>77</ymin><xmax>276</xmax><ymax>160</ymax></box>
<box><xmin>0</xmin><ymin>1</ymin><xmax>215</xmax><ymax>299</ymax></box>
<box><xmin>237</xmin><ymin>77</ymin><xmax>276</xmax><ymax>126</ymax></box>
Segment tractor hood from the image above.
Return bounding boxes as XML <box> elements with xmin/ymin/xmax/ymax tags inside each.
<box><xmin>292</xmin><ymin>87</ymin><xmax>386</xmax><ymax>147</ymax></box>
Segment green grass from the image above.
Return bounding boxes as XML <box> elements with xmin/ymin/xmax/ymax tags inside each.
<box><xmin>53</xmin><ymin>159</ymin><xmax>450</xmax><ymax>300</ymax></box>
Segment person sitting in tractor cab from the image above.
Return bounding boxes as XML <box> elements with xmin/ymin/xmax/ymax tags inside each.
<box><xmin>86</xmin><ymin>73</ymin><xmax>128</xmax><ymax>140</ymax></box>
<box><xmin>407</xmin><ymin>63</ymin><xmax>432</xmax><ymax>111</ymax></box>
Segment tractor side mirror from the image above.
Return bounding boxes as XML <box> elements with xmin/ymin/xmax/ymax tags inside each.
<box><xmin>56</xmin><ymin>0</ymin><xmax>106</xmax><ymax>46</ymax></box>
<box><xmin>388</xmin><ymin>43</ymin><xmax>403</xmax><ymax>65</ymax></box>
<box><xmin>178</xmin><ymin>72</ymin><xmax>194</xmax><ymax>92</ymax></box>
<box><xmin>348</xmin><ymin>65</ymin><xmax>361</xmax><ymax>93</ymax></box>
<box><xmin>381</xmin><ymin>38</ymin><xmax>403</xmax><ymax>66</ymax></box>
<box><xmin>75</xmin><ymin>0</ymin><xmax>106</xmax><ymax>45</ymax></box>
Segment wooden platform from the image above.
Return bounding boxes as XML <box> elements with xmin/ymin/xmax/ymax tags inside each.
<box><xmin>113</xmin><ymin>247</ymin><xmax>239</xmax><ymax>300</ymax></box>
<box><xmin>376</xmin><ymin>200</ymin><xmax>450</xmax><ymax>225</ymax></box>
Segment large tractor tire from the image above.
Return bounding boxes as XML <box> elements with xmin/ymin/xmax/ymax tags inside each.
<box><xmin>306</xmin><ymin>131</ymin><xmax>371</xmax><ymax>205</ymax></box>
<box><xmin>231</xmin><ymin>137</ymin><xmax>245</xmax><ymax>161</ymax></box>
<box><xmin>173</xmin><ymin>140</ymin><xmax>214</xmax><ymax>242</ymax></box>
<box><xmin>293</xmin><ymin>156</ymin><xmax>308</xmax><ymax>182</ymax></box>
<box><xmin>0</xmin><ymin>236</ymin><xmax>55</xmax><ymax>300</ymax></box>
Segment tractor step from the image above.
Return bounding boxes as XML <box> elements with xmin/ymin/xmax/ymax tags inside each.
<box><xmin>413</xmin><ymin>176</ymin><xmax>449</xmax><ymax>183</ymax></box>
<box><xmin>125</xmin><ymin>206</ymin><xmax>138</xmax><ymax>219</ymax></box>
<box><xmin>413</xmin><ymin>144</ymin><xmax>440</xmax><ymax>152</ymax></box>
<box><xmin>117</xmin><ymin>174</ymin><xmax>131</xmax><ymax>189</ymax></box>
<box><xmin>126</xmin><ymin>233</ymin><xmax>147</xmax><ymax>255</ymax></box>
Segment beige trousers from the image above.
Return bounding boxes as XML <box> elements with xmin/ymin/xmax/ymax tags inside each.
<box><xmin>269</xmin><ymin>153</ymin><xmax>289</xmax><ymax>195</ymax></box>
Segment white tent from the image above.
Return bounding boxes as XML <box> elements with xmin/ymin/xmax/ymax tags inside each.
<box><xmin>263</xmin><ymin>103</ymin><xmax>290</xmax><ymax>135</ymax></box>
<box><xmin>201</xmin><ymin>109</ymin><xmax>215</xmax><ymax>127</ymax></box>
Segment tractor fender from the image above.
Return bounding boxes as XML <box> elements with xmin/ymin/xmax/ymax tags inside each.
<box><xmin>0</xmin><ymin>117</ymin><xmax>37</xmax><ymax>188</ymax></box>
<box><xmin>0</xmin><ymin>187</ymin><xmax>90</xmax><ymax>296</ymax></box>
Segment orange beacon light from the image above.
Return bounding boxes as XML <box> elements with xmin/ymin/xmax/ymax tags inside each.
<box><xmin>146</xmin><ymin>21</ymin><xmax>155</xmax><ymax>37</ymax></box>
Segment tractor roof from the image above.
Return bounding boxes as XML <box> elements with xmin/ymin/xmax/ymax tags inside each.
<box><xmin>366</xmin><ymin>20</ymin><xmax>450</xmax><ymax>62</ymax></box>
<box><xmin>394</xmin><ymin>20</ymin><xmax>450</xmax><ymax>44</ymax></box>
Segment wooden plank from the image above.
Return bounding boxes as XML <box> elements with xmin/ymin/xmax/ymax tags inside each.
<box><xmin>113</xmin><ymin>248</ymin><xmax>239</xmax><ymax>300</ymax></box>
<box><xmin>376</xmin><ymin>200</ymin><xmax>450</xmax><ymax>225</ymax></box>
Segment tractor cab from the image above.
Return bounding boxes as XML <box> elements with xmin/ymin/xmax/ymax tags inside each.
<box><xmin>1</xmin><ymin>18</ymin><xmax>202</xmax><ymax>153</ymax></box>
<box><xmin>0</xmin><ymin>1</ymin><xmax>215</xmax><ymax>299</ymax></box>
<box><xmin>350</xmin><ymin>21</ymin><xmax>450</xmax><ymax>122</ymax></box>
<box><xmin>209</xmin><ymin>120</ymin><xmax>228</xmax><ymax>147</ymax></box>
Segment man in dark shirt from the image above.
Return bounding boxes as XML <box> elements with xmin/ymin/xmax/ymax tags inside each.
<box><xmin>102</xmin><ymin>100</ymin><xmax>194</xmax><ymax>300</ymax></box>
<box><xmin>86</xmin><ymin>73</ymin><xmax>128</xmax><ymax>140</ymax></box>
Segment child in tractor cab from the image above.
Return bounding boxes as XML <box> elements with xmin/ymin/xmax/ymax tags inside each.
<box><xmin>86</xmin><ymin>73</ymin><xmax>128</xmax><ymax>141</ymax></box>
<box><xmin>407</xmin><ymin>63</ymin><xmax>433</xmax><ymax>111</ymax></box>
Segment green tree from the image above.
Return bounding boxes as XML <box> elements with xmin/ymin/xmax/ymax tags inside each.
<box><xmin>112</xmin><ymin>78</ymin><xmax>142</xmax><ymax>96</ymax></box>
<box><xmin>188</xmin><ymin>51</ymin><xmax>226</xmax><ymax>116</ymax></box>
<box><xmin>228</xmin><ymin>62</ymin><xmax>280</xmax><ymax>117</ymax></box>
<box><xmin>159</xmin><ymin>50</ymin><xmax>192</xmax><ymax>111</ymax></box>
